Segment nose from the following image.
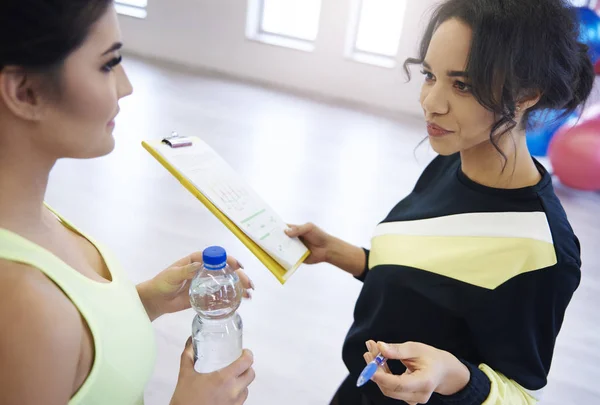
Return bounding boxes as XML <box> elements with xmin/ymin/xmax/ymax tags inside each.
<box><xmin>421</xmin><ymin>82</ymin><xmax>449</xmax><ymax>117</ymax></box>
<box><xmin>116</xmin><ymin>64</ymin><xmax>133</xmax><ymax>99</ymax></box>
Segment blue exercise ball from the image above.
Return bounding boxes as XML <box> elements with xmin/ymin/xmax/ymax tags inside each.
<box><xmin>526</xmin><ymin>109</ymin><xmax>578</xmax><ymax>157</ymax></box>
<box><xmin>575</xmin><ymin>7</ymin><xmax>600</xmax><ymax>64</ymax></box>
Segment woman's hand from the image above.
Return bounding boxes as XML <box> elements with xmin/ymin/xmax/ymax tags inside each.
<box><xmin>285</xmin><ymin>223</ymin><xmax>334</xmax><ymax>264</ymax></box>
<box><xmin>170</xmin><ymin>337</ymin><xmax>255</xmax><ymax>405</ymax></box>
<box><xmin>363</xmin><ymin>340</ymin><xmax>471</xmax><ymax>405</ymax></box>
<box><xmin>285</xmin><ymin>223</ymin><xmax>367</xmax><ymax>277</ymax></box>
<box><xmin>137</xmin><ymin>251</ymin><xmax>255</xmax><ymax>321</ymax></box>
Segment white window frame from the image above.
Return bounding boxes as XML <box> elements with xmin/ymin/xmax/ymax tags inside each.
<box><xmin>115</xmin><ymin>0</ymin><xmax>148</xmax><ymax>19</ymax></box>
<box><xmin>246</xmin><ymin>0</ymin><xmax>319</xmax><ymax>52</ymax></box>
<box><xmin>345</xmin><ymin>0</ymin><xmax>406</xmax><ymax>69</ymax></box>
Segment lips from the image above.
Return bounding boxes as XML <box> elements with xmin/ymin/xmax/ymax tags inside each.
<box><xmin>426</xmin><ymin>122</ymin><xmax>454</xmax><ymax>137</ymax></box>
<box><xmin>108</xmin><ymin>108</ymin><xmax>120</xmax><ymax>127</ymax></box>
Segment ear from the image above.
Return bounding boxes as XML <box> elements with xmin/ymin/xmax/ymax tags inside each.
<box><xmin>516</xmin><ymin>89</ymin><xmax>542</xmax><ymax>112</ymax></box>
<box><xmin>0</xmin><ymin>67</ymin><xmax>47</xmax><ymax>122</ymax></box>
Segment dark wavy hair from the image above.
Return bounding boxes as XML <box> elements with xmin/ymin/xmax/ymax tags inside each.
<box><xmin>1</xmin><ymin>1</ymin><xmax>113</xmax><ymax>81</ymax></box>
<box><xmin>405</xmin><ymin>0</ymin><xmax>595</xmax><ymax>164</ymax></box>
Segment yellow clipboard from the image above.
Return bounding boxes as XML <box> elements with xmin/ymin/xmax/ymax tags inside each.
<box><xmin>142</xmin><ymin>134</ymin><xmax>310</xmax><ymax>284</ymax></box>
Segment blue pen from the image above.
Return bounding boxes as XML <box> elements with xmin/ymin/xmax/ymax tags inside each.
<box><xmin>356</xmin><ymin>353</ymin><xmax>387</xmax><ymax>387</ymax></box>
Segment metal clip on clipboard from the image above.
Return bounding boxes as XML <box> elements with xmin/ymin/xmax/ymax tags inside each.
<box><xmin>161</xmin><ymin>131</ymin><xmax>192</xmax><ymax>148</ymax></box>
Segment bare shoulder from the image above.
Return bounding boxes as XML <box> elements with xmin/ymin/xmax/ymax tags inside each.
<box><xmin>0</xmin><ymin>259</ymin><xmax>83</xmax><ymax>405</ymax></box>
<box><xmin>0</xmin><ymin>258</ymin><xmax>83</xmax><ymax>320</ymax></box>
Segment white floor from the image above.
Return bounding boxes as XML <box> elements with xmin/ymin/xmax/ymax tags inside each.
<box><xmin>46</xmin><ymin>55</ymin><xmax>600</xmax><ymax>405</ymax></box>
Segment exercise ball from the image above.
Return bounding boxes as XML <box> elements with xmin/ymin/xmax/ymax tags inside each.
<box><xmin>575</xmin><ymin>7</ymin><xmax>600</xmax><ymax>64</ymax></box>
<box><xmin>526</xmin><ymin>109</ymin><xmax>576</xmax><ymax>156</ymax></box>
<box><xmin>548</xmin><ymin>117</ymin><xmax>600</xmax><ymax>191</ymax></box>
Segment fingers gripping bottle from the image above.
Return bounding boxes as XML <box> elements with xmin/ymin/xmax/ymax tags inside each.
<box><xmin>189</xmin><ymin>246</ymin><xmax>243</xmax><ymax>373</ymax></box>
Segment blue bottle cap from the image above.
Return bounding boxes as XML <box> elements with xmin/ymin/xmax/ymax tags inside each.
<box><xmin>202</xmin><ymin>246</ymin><xmax>227</xmax><ymax>270</ymax></box>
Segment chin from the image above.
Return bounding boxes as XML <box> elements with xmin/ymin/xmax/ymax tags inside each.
<box><xmin>428</xmin><ymin>136</ymin><xmax>460</xmax><ymax>156</ymax></box>
<box><xmin>96</xmin><ymin>135</ymin><xmax>116</xmax><ymax>157</ymax></box>
<box><xmin>74</xmin><ymin>134</ymin><xmax>116</xmax><ymax>159</ymax></box>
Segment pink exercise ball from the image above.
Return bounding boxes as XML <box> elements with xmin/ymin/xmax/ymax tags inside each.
<box><xmin>548</xmin><ymin>117</ymin><xmax>600</xmax><ymax>191</ymax></box>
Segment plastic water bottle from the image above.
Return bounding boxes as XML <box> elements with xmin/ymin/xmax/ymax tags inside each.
<box><xmin>189</xmin><ymin>246</ymin><xmax>244</xmax><ymax>373</ymax></box>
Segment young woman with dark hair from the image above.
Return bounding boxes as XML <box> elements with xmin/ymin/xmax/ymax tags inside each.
<box><xmin>0</xmin><ymin>2</ymin><xmax>255</xmax><ymax>405</ymax></box>
<box><xmin>287</xmin><ymin>1</ymin><xmax>595</xmax><ymax>404</ymax></box>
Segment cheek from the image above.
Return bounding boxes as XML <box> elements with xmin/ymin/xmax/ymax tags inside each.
<box><xmin>456</xmin><ymin>99</ymin><xmax>495</xmax><ymax>141</ymax></box>
<box><xmin>419</xmin><ymin>85</ymin><xmax>428</xmax><ymax>109</ymax></box>
<box><xmin>61</xmin><ymin>77</ymin><xmax>117</xmax><ymax>126</ymax></box>
<box><xmin>42</xmin><ymin>76</ymin><xmax>118</xmax><ymax>158</ymax></box>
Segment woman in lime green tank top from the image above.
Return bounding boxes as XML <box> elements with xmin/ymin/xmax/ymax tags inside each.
<box><xmin>0</xmin><ymin>2</ymin><xmax>256</xmax><ymax>405</ymax></box>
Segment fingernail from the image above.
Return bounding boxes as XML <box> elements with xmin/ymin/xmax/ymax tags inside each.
<box><xmin>249</xmin><ymin>279</ymin><xmax>255</xmax><ymax>290</ymax></box>
<box><xmin>237</xmin><ymin>260</ymin><xmax>245</xmax><ymax>269</ymax></box>
<box><xmin>379</xmin><ymin>342</ymin><xmax>389</xmax><ymax>351</ymax></box>
<box><xmin>365</xmin><ymin>342</ymin><xmax>371</xmax><ymax>351</ymax></box>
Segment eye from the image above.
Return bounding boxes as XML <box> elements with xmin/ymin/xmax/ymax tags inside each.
<box><xmin>102</xmin><ymin>55</ymin><xmax>123</xmax><ymax>73</ymax></box>
<box><xmin>420</xmin><ymin>69</ymin><xmax>435</xmax><ymax>83</ymax></box>
<box><xmin>454</xmin><ymin>80</ymin><xmax>472</xmax><ymax>93</ymax></box>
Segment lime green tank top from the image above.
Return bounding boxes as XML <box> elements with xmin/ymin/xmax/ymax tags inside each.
<box><xmin>0</xmin><ymin>207</ymin><xmax>156</xmax><ymax>405</ymax></box>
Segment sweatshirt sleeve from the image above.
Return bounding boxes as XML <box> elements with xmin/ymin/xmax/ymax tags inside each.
<box><xmin>355</xmin><ymin>248</ymin><xmax>371</xmax><ymax>282</ymax></box>
<box><xmin>441</xmin><ymin>262</ymin><xmax>580</xmax><ymax>404</ymax></box>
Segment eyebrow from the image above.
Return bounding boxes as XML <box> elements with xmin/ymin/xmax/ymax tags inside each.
<box><xmin>422</xmin><ymin>61</ymin><xmax>469</xmax><ymax>78</ymax></box>
<box><xmin>102</xmin><ymin>42</ymin><xmax>123</xmax><ymax>56</ymax></box>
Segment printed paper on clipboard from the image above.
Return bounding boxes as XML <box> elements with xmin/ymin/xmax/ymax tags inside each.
<box><xmin>142</xmin><ymin>135</ymin><xmax>310</xmax><ymax>283</ymax></box>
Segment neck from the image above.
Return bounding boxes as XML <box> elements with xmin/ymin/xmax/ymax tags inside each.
<box><xmin>0</xmin><ymin>127</ymin><xmax>56</xmax><ymax>231</ymax></box>
<box><xmin>460</xmin><ymin>129</ymin><xmax>542</xmax><ymax>189</ymax></box>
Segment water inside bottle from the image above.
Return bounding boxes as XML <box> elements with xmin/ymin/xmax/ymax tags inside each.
<box><xmin>189</xmin><ymin>273</ymin><xmax>243</xmax><ymax>319</ymax></box>
<box><xmin>192</xmin><ymin>313</ymin><xmax>243</xmax><ymax>373</ymax></box>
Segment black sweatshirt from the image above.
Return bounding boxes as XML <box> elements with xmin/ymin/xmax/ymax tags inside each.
<box><xmin>340</xmin><ymin>153</ymin><xmax>581</xmax><ymax>405</ymax></box>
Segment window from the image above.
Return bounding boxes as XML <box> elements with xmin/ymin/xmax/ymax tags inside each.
<box><xmin>569</xmin><ymin>0</ymin><xmax>592</xmax><ymax>6</ymax></box>
<box><xmin>260</xmin><ymin>0</ymin><xmax>322</xmax><ymax>41</ymax></box>
<box><xmin>347</xmin><ymin>0</ymin><xmax>408</xmax><ymax>67</ymax></box>
<box><xmin>247</xmin><ymin>0</ymin><xmax>322</xmax><ymax>51</ymax></box>
<box><xmin>115</xmin><ymin>0</ymin><xmax>148</xmax><ymax>19</ymax></box>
